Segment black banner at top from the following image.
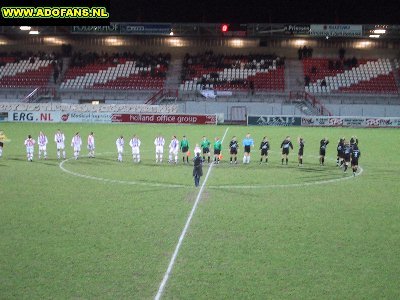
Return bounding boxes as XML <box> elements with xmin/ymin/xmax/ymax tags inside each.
<box><xmin>0</xmin><ymin>0</ymin><xmax>110</xmax><ymax>26</ymax></box>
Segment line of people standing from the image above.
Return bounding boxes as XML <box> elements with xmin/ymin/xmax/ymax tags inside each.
<box><xmin>23</xmin><ymin>130</ymin><xmax>95</xmax><ymax>161</ymax></box>
<box><xmin>20</xmin><ymin>131</ymin><xmax>360</xmax><ymax>176</ymax></box>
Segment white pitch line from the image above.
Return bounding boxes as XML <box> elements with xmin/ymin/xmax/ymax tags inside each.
<box><xmin>154</xmin><ymin>127</ymin><xmax>230</xmax><ymax>300</ymax></box>
<box><xmin>59</xmin><ymin>153</ymin><xmax>189</xmax><ymax>188</ymax></box>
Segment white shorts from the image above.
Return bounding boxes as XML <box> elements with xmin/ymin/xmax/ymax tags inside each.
<box><xmin>73</xmin><ymin>146</ymin><xmax>81</xmax><ymax>152</ymax></box>
<box><xmin>39</xmin><ymin>145</ymin><xmax>47</xmax><ymax>151</ymax></box>
<box><xmin>156</xmin><ymin>146</ymin><xmax>164</xmax><ymax>154</ymax></box>
<box><xmin>131</xmin><ymin>147</ymin><xmax>140</xmax><ymax>155</ymax></box>
<box><xmin>26</xmin><ymin>146</ymin><xmax>34</xmax><ymax>153</ymax></box>
<box><xmin>56</xmin><ymin>143</ymin><xmax>65</xmax><ymax>150</ymax></box>
<box><xmin>117</xmin><ymin>146</ymin><xmax>124</xmax><ymax>153</ymax></box>
<box><xmin>87</xmin><ymin>144</ymin><xmax>95</xmax><ymax>151</ymax></box>
<box><xmin>169</xmin><ymin>149</ymin><xmax>178</xmax><ymax>155</ymax></box>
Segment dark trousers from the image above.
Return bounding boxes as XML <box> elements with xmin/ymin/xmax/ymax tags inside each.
<box><xmin>194</xmin><ymin>175</ymin><xmax>200</xmax><ymax>187</ymax></box>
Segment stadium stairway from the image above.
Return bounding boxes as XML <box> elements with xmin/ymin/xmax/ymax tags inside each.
<box><xmin>391</xmin><ymin>59</ymin><xmax>400</xmax><ymax>93</ymax></box>
<box><xmin>285</xmin><ymin>59</ymin><xmax>304</xmax><ymax>92</ymax></box>
<box><xmin>164</xmin><ymin>57</ymin><xmax>183</xmax><ymax>90</ymax></box>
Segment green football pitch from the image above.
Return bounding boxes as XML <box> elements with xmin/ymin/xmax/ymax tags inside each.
<box><xmin>1</xmin><ymin>122</ymin><xmax>399</xmax><ymax>299</ymax></box>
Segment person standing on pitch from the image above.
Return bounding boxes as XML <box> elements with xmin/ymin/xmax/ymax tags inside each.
<box><xmin>298</xmin><ymin>137</ymin><xmax>305</xmax><ymax>166</ymax></box>
<box><xmin>116</xmin><ymin>135</ymin><xmax>124</xmax><ymax>162</ymax></box>
<box><xmin>229</xmin><ymin>136</ymin><xmax>239</xmax><ymax>164</ymax></box>
<box><xmin>280</xmin><ymin>136</ymin><xmax>293</xmax><ymax>165</ymax></box>
<box><xmin>154</xmin><ymin>134</ymin><xmax>165</xmax><ymax>163</ymax></box>
<box><xmin>336</xmin><ymin>137</ymin><xmax>345</xmax><ymax>167</ymax></box>
<box><xmin>180</xmin><ymin>135</ymin><xmax>190</xmax><ymax>164</ymax></box>
<box><xmin>342</xmin><ymin>140</ymin><xmax>352</xmax><ymax>173</ymax></box>
<box><xmin>24</xmin><ymin>134</ymin><xmax>36</xmax><ymax>162</ymax></box>
<box><xmin>0</xmin><ymin>130</ymin><xmax>4</xmax><ymax>158</ymax></box>
<box><xmin>71</xmin><ymin>132</ymin><xmax>82</xmax><ymax>160</ymax></box>
<box><xmin>319</xmin><ymin>137</ymin><xmax>329</xmax><ymax>166</ymax></box>
<box><xmin>54</xmin><ymin>129</ymin><xmax>66</xmax><ymax>160</ymax></box>
<box><xmin>200</xmin><ymin>136</ymin><xmax>211</xmax><ymax>163</ymax></box>
<box><xmin>87</xmin><ymin>132</ymin><xmax>95</xmax><ymax>158</ymax></box>
<box><xmin>193</xmin><ymin>152</ymin><xmax>203</xmax><ymax>187</ymax></box>
<box><xmin>350</xmin><ymin>144</ymin><xmax>361</xmax><ymax>176</ymax></box>
<box><xmin>213</xmin><ymin>137</ymin><xmax>222</xmax><ymax>164</ymax></box>
<box><xmin>259</xmin><ymin>136</ymin><xmax>270</xmax><ymax>164</ymax></box>
<box><xmin>129</xmin><ymin>134</ymin><xmax>141</xmax><ymax>163</ymax></box>
<box><xmin>242</xmin><ymin>133</ymin><xmax>254</xmax><ymax>164</ymax></box>
<box><xmin>37</xmin><ymin>131</ymin><xmax>48</xmax><ymax>160</ymax></box>
<box><xmin>168</xmin><ymin>135</ymin><xmax>179</xmax><ymax>164</ymax></box>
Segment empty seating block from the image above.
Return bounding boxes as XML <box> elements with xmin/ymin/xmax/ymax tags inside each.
<box><xmin>305</xmin><ymin>58</ymin><xmax>398</xmax><ymax>95</ymax></box>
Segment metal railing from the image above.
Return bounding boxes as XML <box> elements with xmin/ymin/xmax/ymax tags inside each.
<box><xmin>289</xmin><ymin>91</ymin><xmax>332</xmax><ymax>116</ymax></box>
<box><xmin>145</xmin><ymin>89</ymin><xmax>178</xmax><ymax>105</ymax></box>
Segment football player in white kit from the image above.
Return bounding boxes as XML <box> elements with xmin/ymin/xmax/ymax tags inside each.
<box><xmin>24</xmin><ymin>135</ymin><xmax>36</xmax><ymax>162</ymax></box>
<box><xmin>37</xmin><ymin>131</ymin><xmax>48</xmax><ymax>160</ymax></box>
<box><xmin>116</xmin><ymin>135</ymin><xmax>124</xmax><ymax>162</ymax></box>
<box><xmin>194</xmin><ymin>143</ymin><xmax>201</xmax><ymax>156</ymax></box>
<box><xmin>71</xmin><ymin>132</ymin><xmax>82</xmax><ymax>160</ymax></box>
<box><xmin>0</xmin><ymin>130</ymin><xmax>6</xmax><ymax>158</ymax></box>
<box><xmin>87</xmin><ymin>132</ymin><xmax>95</xmax><ymax>158</ymax></box>
<box><xmin>154</xmin><ymin>134</ymin><xmax>165</xmax><ymax>163</ymax></box>
<box><xmin>54</xmin><ymin>129</ymin><xmax>66</xmax><ymax>159</ymax></box>
<box><xmin>168</xmin><ymin>135</ymin><xmax>179</xmax><ymax>164</ymax></box>
<box><xmin>129</xmin><ymin>134</ymin><xmax>141</xmax><ymax>163</ymax></box>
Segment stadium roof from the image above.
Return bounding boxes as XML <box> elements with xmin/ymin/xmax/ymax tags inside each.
<box><xmin>111</xmin><ymin>0</ymin><xmax>399</xmax><ymax>25</ymax></box>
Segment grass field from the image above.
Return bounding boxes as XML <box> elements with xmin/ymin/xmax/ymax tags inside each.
<box><xmin>1</xmin><ymin>122</ymin><xmax>399</xmax><ymax>299</ymax></box>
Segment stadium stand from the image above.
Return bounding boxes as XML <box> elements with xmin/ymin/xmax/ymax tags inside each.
<box><xmin>60</xmin><ymin>52</ymin><xmax>169</xmax><ymax>90</ymax></box>
<box><xmin>304</xmin><ymin>58</ymin><xmax>398</xmax><ymax>94</ymax></box>
<box><xmin>0</xmin><ymin>56</ymin><xmax>53</xmax><ymax>88</ymax></box>
<box><xmin>180</xmin><ymin>52</ymin><xmax>285</xmax><ymax>92</ymax></box>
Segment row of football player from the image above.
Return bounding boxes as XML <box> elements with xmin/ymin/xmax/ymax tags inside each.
<box><xmin>119</xmin><ymin>134</ymin><xmax>361</xmax><ymax>176</ymax></box>
<box><xmin>20</xmin><ymin>131</ymin><xmax>361</xmax><ymax>174</ymax></box>
<box><xmin>23</xmin><ymin>130</ymin><xmax>95</xmax><ymax>161</ymax></box>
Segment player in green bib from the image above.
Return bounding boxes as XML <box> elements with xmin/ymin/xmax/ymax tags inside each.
<box><xmin>200</xmin><ymin>136</ymin><xmax>211</xmax><ymax>163</ymax></box>
<box><xmin>180</xmin><ymin>135</ymin><xmax>190</xmax><ymax>164</ymax></box>
<box><xmin>213</xmin><ymin>137</ymin><xmax>222</xmax><ymax>164</ymax></box>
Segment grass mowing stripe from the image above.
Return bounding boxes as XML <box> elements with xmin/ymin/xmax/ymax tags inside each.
<box><xmin>154</xmin><ymin>127</ymin><xmax>230</xmax><ymax>300</ymax></box>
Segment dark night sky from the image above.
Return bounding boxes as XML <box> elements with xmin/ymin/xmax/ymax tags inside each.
<box><xmin>111</xmin><ymin>0</ymin><xmax>399</xmax><ymax>24</ymax></box>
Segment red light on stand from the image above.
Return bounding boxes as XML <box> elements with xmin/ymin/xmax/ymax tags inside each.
<box><xmin>221</xmin><ymin>24</ymin><xmax>229</xmax><ymax>32</ymax></box>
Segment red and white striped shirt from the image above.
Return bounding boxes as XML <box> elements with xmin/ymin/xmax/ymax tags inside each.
<box><xmin>129</xmin><ymin>138</ymin><xmax>141</xmax><ymax>148</ymax></box>
<box><xmin>24</xmin><ymin>138</ymin><xmax>35</xmax><ymax>147</ymax></box>
<box><xmin>71</xmin><ymin>136</ymin><xmax>82</xmax><ymax>147</ymax></box>
<box><xmin>38</xmin><ymin>134</ymin><xmax>48</xmax><ymax>146</ymax></box>
<box><xmin>55</xmin><ymin>133</ymin><xmax>65</xmax><ymax>143</ymax></box>
<box><xmin>154</xmin><ymin>137</ymin><xmax>165</xmax><ymax>146</ymax></box>
<box><xmin>87</xmin><ymin>134</ymin><xmax>95</xmax><ymax>146</ymax></box>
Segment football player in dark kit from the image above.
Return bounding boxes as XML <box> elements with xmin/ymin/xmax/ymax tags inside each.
<box><xmin>342</xmin><ymin>140</ymin><xmax>352</xmax><ymax>172</ymax></box>
<box><xmin>280</xmin><ymin>136</ymin><xmax>293</xmax><ymax>165</ymax></box>
<box><xmin>192</xmin><ymin>152</ymin><xmax>203</xmax><ymax>187</ymax></box>
<box><xmin>319</xmin><ymin>137</ymin><xmax>329</xmax><ymax>166</ymax></box>
<box><xmin>298</xmin><ymin>137</ymin><xmax>305</xmax><ymax>166</ymax></box>
<box><xmin>229</xmin><ymin>136</ymin><xmax>239</xmax><ymax>164</ymax></box>
<box><xmin>350</xmin><ymin>136</ymin><xmax>359</xmax><ymax>149</ymax></box>
<box><xmin>336</xmin><ymin>137</ymin><xmax>345</xmax><ymax>167</ymax></box>
<box><xmin>259</xmin><ymin>136</ymin><xmax>270</xmax><ymax>164</ymax></box>
<box><xmin>351</xmin><ymin>144</ymin><xmax>361</xmax><ymax>176</ymax></box>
